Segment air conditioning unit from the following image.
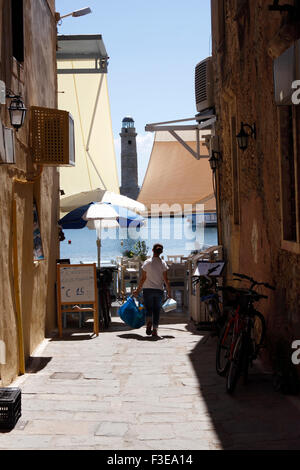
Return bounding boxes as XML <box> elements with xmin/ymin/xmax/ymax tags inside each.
<box><xmin>30</xmin><ymin>106</ymin><xmax>75</xmax><ymax>166</ymax></box>
<box><xmin>273</xmin><ymin>39</ymin><xmax>300</xmax><ymax>105</ymax></box>
<box><xmin>195</xmin><ymin>57</ymin><xmax>215</xmax><ymax>113</ymax></box>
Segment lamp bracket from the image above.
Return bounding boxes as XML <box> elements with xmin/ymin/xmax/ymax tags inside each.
<box><xmin>7</xmin><ymin>93</ymin><xmax>18</xmax><ymax>99</ymax></box>
<box><xmin>6</xmin><ymin>91</ymin><xmax>22</xmax><ymax>100</ymax></box>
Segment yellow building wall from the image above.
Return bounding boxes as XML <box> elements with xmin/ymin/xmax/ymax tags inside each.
<box><xmin>0</xmin><ymin>0</ymin><xmax>59</xmax><ymax>385</ymax></box>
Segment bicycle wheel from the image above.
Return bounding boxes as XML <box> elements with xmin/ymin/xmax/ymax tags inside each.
<box><xmin>204</xmin><ymin>298</ymin><xmax>222</xmax><ymax>335</ymax></box>
<box><xmin>252</xmin><ymin>311</ymin><xmax>266</xmax><ymax>357</ymax></box>
<box><xmin>216</xmin><ymin>320</ymin><xmax>234</xmax><ymax>377</ymax></box>
<box><xmin>226</xmin><ymin>333</ymin><xmax>246</xmax><ymax>394</ymax></box>
<box><xmin>206</xmin><ymin>298</ymin><xmax>218</xmax><ymax>320</ymax></box>
<box><xmin>242</xmin><ymin>334</ymin><xmax>251</xmax><ymax>385</ymax></box>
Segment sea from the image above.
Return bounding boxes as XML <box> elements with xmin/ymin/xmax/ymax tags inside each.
<box><xmin>60</xmin><ymin>216</ymin><xmax>218</xmax><ymax>265</ymax></box>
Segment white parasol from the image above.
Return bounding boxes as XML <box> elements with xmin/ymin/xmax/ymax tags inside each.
<box><xmin>60</xmin><ymin>188</ymin><xmax>147</xmax><ymax>217</ymax></box>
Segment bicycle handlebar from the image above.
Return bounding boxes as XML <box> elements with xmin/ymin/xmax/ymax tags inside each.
<box><xmin>248</xmin><ymin>289</ymin><xmax>268</xmax><ymax>300</ymax></box>
<box><xmin>218</xmin><ymin>285</ymin><xmax>268</xmax><ymax>301</ymax></box>
<box><xmin>263</xmin><ymin>283</ymin><xmax>276</xmax><ymax>291</ymax></box>
<box><xmin>233</xmin><ymin>273</ymin><xmax>275</xmax><ymax>290</ymax></box>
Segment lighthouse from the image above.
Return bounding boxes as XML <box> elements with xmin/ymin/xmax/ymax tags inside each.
<box><xmin>120</xmin><ymin>117</ymin><xmax>139</xmax><ymax>200</ymax></box>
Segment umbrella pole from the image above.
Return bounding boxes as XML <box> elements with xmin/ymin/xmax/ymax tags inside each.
<box><xmin>97</xmin><ymin>220</ymin><xmax>102</xmax><ymax>269</ymax></box>
<box><xmin>97</xmin><ymin>238</ymin><xmax>101</xmax><ymax>268</ymax></box>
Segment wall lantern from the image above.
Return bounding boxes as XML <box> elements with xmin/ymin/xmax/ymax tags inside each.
<box><xmin>236</xmin><ymin>122</ymin><xmax>256</xmax><ymax>151</ymax></box>
<box><xmin>209</xmin><ymin>151</ymin><xmax>220</xmax><ymax>172</ymax></box>
<box><xmin>268</xmin><ymin>0</ymin><xmax>295</xmax><ymax>13</ymax></box>
<box><xmin>7</xmin><ymin>94</ymin><xmax>27</xmax><ymax>131</ymax></box>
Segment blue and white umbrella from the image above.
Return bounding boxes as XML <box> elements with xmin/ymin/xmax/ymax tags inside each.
<box><xmin>59</xmin><ymin>202</ymin><xmax>145</xmax><ymax>267</ymax></box>
<box><xmin>60</xmin><ymin>189</ymin><xmax>146</xmax><ymax>218</ymax></box>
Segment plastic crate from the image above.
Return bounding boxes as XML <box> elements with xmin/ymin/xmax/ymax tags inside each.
<box><xmin>0</xmin><ymin>388</ymin><xmax>22</xmax><ymax>429</ymax></box>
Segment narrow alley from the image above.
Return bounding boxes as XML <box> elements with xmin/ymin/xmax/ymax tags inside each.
<box><xmin>2</xmin><ymin>314</ymin><xmax>300</xmax><ymax>451</ymax></box>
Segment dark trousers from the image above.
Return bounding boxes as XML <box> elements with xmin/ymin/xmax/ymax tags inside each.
<box><xmin>143</xmin><ymin>289</ymin><xmax>164</xmax><ymax>328</ymax></box>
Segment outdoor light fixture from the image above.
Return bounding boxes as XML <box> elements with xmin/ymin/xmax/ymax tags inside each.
<box><xmin>268</xmin><ymin>0</ymin><xmax>295</xmax><ymax>13</ymax></box>
<box><xmin>209</xmin><ymin>151</ymin><xmax>220</xmax><ymax>172</ymax></box>
<box><xmin>236</xmin><ymin>122</ymin><xmax>256</xmax><ymax>151</ymax></box>
<box><xmin>55</xmin><ymin>7</ymin><xmax>92</xmax><ymax>23</ymax></box>
<box><xmin>6</xmin><ymin>94</ymin><xmax>27</xmax><ymax>131</ymax></box>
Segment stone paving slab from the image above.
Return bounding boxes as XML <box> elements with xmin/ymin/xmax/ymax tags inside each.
<box><xmin>2</xmin><ymin>316</ymin><xmax>300</xmax><ymax>450</ymax></box>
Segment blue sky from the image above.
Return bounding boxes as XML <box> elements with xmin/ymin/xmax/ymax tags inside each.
<box><xmin>56</xmin><ymin>0</ymin><xmax>212</xmax><ymax>185</ymax></box>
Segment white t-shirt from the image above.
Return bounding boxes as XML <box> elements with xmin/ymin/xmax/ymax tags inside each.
<box><xmin>142</xmin><ymin>256</ymin><xmax>169</xmax><ymax>290</ymax></box>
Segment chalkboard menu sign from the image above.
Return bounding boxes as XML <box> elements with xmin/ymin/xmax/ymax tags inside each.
<box><xmin>56</xmin><ymin>264</ymin><xmax>99</xmax><ymax>337</ymax></box>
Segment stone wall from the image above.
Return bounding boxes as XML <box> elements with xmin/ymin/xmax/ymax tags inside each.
<box><xmin>0</xmin><ymin>0</ymin><xmax>59</xmax><ymax>385</ymax></box>
<box><xmin>211</xmin><ymin>0</ymin><xmax>300</xmax><ymax>379</ymax></box>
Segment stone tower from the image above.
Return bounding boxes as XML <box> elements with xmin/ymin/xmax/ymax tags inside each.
<box><xmin>120</xmin><ymin>117</ymin><xmax>139</xmax><ymax>200</ymax></box>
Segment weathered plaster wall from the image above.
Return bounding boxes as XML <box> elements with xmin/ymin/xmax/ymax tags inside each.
<box><xmin>0</xmin><ymin>0</ymin><xmax>59</xmax><ymax>385</ymax></box>
<box><xmin>212</xmin><ymin>0</ymin><xmax>300</xmax><ymax>372</ymax></box>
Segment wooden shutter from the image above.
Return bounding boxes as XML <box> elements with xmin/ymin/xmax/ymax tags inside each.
<box><xmin>0</xmin><ymin>0</ymin><xmax>13</xmax><ymax>88</ymax></box>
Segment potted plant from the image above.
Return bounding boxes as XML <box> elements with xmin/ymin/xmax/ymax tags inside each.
<box><xmin>133</xmin><ymin>241</ymin><xmax>149</xmax><ymax>262</ymax></box>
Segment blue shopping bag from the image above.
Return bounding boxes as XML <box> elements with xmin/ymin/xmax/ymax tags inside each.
<box><xmin>118</xmin><ymin>296</ymin><xmax>145</xmax><ymax>329</ymax></box>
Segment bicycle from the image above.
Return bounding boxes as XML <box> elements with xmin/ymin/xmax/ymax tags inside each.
<box><xmin>193</xmin><ymin>265</ymin><xmax>227</xmax><ymax>336</ymax></box>
<box><xmin>215</xmin><ymin>273</ymin><xmax>275</xmax><ymax>393</ymax></box>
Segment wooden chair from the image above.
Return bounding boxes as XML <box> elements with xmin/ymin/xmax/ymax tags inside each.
<box><xmin>62</xmin><ymin>305</ymin><xmax>96</xmax><ymax>329</ymax></box>
<box><xmin>126</xmin><ymin>261</ymin><xmax>140</xmax><ymax>294</ymax></box>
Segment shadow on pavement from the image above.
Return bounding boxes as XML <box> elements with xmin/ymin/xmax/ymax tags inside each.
<box><xmin>188</xmin><ymin>323</ymin><xmax>300</xmax><ymax>450</ymax></box>
<box><xmin>0</xmin><ymin>428</ymin><xmax>13</xmax><ymax>435</ymax></box>
<box><xmin>50</xmin><ymin>333</ymin><xmax>95</xmax><ymax>341</ymax></box>
<box><xmin>118</xmin><ymin>333</ymin><xmax>175</xmax><ymax>341</ymax></box>
<box><xmin>25</xmin><ymin>356</ymin><xmax>52</xmax><ymax>373</ymax></box>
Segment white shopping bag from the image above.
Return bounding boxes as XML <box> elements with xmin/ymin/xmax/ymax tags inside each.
<box><xmin>162</xmin><ymin>298</ymin><xmax>177</xmax><ymax>312</ymax></box>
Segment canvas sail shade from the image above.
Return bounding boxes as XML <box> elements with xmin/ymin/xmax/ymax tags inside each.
<box><xmin>57</xmin><ymin>60</ymin><xmax>119</xmax><ymax>198</ymax></box>
<box><xmin>138</xmin><ymin>131</ymin><xmax>216</xmax><ymax>215</ymax></box>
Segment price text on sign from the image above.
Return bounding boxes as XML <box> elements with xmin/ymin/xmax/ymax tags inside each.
<box><xmin>60</xmin><ymin>265</ymin><xmax>96</xmax><ymax>303</ymax></box>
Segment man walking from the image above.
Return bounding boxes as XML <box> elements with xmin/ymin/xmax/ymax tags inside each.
<box><xmin>133</xmin><ymin>244</ymin><xmax>171</xmax><ymax>337</ymax></box>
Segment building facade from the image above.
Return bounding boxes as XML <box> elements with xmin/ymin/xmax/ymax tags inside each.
<box><xmin>211</xmin><ymin>0</ymin><xmax>300</xmax><ymax>381</ymax></box>
<box><xmin>0</xmin><ymin>0</ymin><xmax>59</xmax><ymax>385</ymax></box>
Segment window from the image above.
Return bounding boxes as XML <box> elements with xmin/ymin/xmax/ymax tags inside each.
<box><xmin>128</xmin><ymin>140</ymin><xmax>132</xmax><ymax>145</ymax></box>
<box><xmin>11</xmin><ymin>0</ymin><xmax>24</xmax><ymax>63</ymax></box>
<box><xmin>1</xmin><ymin>1</ymin><xmax>12</xmax><ymax>87</ymax></box>
<box><xmin>279</xmin><ymin>105</ymin><xmax>300</xmax><ymax>249</ymax></box>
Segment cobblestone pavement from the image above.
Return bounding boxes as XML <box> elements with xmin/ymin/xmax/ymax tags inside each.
<box><xmin>1</xmin><ymin>314</ymin><xmax>300</xmax><ymax>450</ymax></box>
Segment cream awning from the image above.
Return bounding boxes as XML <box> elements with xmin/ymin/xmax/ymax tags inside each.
<box><xmin>57</xmin><ymin>59</ymin><xmax>120</xmax><ymax>198</ymax></box>
<box><xmin>138</xmin><ymin>131</ymin><xmax>216</xmax><ymax>214</ymax></box>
